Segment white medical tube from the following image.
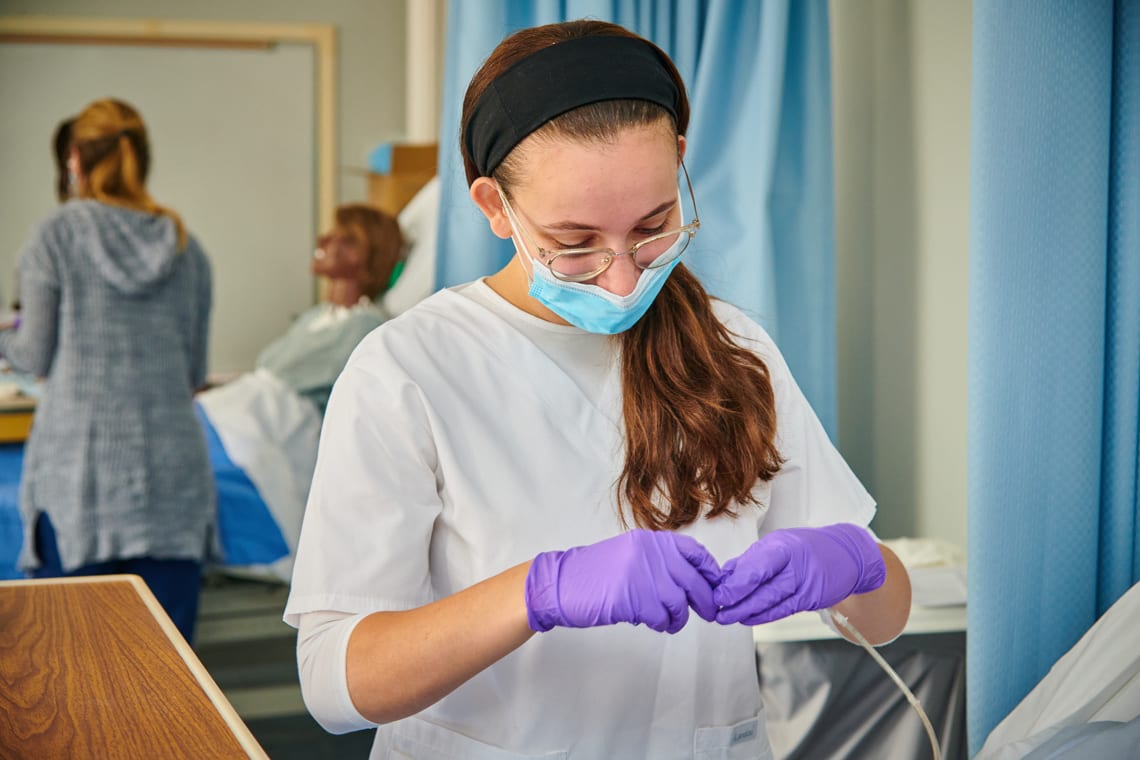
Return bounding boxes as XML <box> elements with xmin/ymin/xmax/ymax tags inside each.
<box><xmin>828</xmin><ymin>609</ymin><xmax>942</xmax><ymax>760</ymax></box>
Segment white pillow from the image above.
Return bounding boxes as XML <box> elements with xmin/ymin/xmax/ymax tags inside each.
<box><xmin>383</xmin><ymin>175</ymin><xmax>441</xmax><ymax>316</ymax></box>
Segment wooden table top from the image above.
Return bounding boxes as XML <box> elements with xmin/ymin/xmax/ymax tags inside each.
<box><xmin>0</xmin><ymin>575</ymin><xmax>268</xmax><ymax>759</ymax></box>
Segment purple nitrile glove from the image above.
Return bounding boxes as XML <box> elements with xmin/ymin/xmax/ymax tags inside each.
<box><xmin>714</xmin><ymin>523</ymin><xmax>886</xmax><ymax>626</ymax></box>
<box><xmin>525</xmin><ymin>529</ymin><xmax>722</xmax><ymax>634</ymax></box>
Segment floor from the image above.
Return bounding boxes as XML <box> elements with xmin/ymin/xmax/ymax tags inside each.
<box><xmin>193</xmin><ymin>574</ymin><xmax>376</xmax><ymax>759</ymax></box>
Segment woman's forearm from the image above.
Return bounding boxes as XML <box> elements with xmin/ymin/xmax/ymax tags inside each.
<box><xmin>833</xmin><ymin>543</ymin><xmax>912</xmax><ymax>645</ymax></box>
<box><xmin>343</xmin><ymin>543</ymin><xmax>910</xmax><ymax>723</ymax></box>
<box><xmin>345</xmin><ymin>560</ymin><xmax>535</xmax><ymax>724</ymax></box>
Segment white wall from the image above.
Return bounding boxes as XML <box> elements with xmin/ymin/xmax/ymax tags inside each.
<box><xmin>405</xmin><ymin>0</ymin><xmax>447</xmax><ymax>142</ymax></box>
<box><xmin>831</xmin><ymin>0</ymin><xmax>972</xmax><ymax>549</ymax></box>
<box><xmin>0</xmin><ymin>0</ymin><xmax>409</xmax><ymax>373</ymax></box>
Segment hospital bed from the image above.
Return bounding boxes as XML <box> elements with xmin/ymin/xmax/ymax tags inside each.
<box><xmin>0</xmin><ymin>157</ymin><xmax>442</xmax><ymax>584</ymax></box>
<box><xmin>0</xmin><ymin>386</ymin><xmax>307</xmax><ymax>582</ymax></box>
<box><xmin>973</xmin><ymin>580</ymin><xmax>1140</xmax><ymax>759</ymax></box>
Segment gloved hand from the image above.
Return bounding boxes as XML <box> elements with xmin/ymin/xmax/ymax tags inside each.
<box><xmin>714</xmin><ymin>523</ymin><xmax>886</xmax><ymax>626</ymax></box>
<box><xmin>526</xmin><ymin>529</ymin><xmax>722</xmax><ymax>634</ymax></box>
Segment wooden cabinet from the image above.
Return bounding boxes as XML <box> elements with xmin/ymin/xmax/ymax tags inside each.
<box><xmin>367</xmin><ymin>142</ymin><xmax>438</xmax><ymax>216</ymax></box>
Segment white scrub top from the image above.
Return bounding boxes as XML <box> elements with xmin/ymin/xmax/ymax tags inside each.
<box><xmin>285</xmin><ymin>280</ymin><xmax>875</xmax><ymax>759</ymax></box>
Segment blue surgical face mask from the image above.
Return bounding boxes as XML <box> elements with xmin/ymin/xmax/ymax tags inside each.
<box><xmin>524</xmin><ymin>246</ymin><xmax>682</xmax><ymax>334</ymax></box>
<box><xmin>504</xmin><ymin>193</ymin><xmax>688</xmax><ymax>335</ymax></box>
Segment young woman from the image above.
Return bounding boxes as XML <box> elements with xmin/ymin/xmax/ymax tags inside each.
<box><xmin>0</xmin><ymin>99</ymin><xmax>213</xmax><ymax>642</ymax></box>
<box><xmin>286</xmin><ymin>20</ymin><xmax>910</xmax><ymax>758</ymax></box>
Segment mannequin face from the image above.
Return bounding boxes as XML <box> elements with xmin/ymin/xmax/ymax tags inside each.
<box><xmin>311</xmin><ymin>225</ymin><xmax>367</xmax><ymax>280</ymax></box>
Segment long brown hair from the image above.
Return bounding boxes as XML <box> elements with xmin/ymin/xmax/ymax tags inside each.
<box><xmin>70</xmin><ymin>98</ymin><xmax>187</xmax><ymax>249</ymax></box>
<box><xmin>335</xmin><ymin>204</ymin><xmax>405</xmax><ymax>299</ymax></box>
<box><xmin>461</xmin><ymin>20</ymin><xmax>782</xmax><ymax>530</ymax></box>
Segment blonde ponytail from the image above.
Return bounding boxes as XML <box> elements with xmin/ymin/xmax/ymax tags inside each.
<box><xmin>71</xmin><ymin>99</ymin><xmax>188</xmax><ymax>250</ymax></box>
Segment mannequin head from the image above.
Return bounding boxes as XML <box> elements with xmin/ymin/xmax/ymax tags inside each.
<box><xmin>312</xmin><ymin>204</ymin><xmax>405</xmax><ymax>303</ymax></box>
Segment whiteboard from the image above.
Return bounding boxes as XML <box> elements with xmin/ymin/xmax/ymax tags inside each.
<box><xmin>0</xmin><ymin>41</ymin><xmax>316</xmax><ymax>374</ymax></box>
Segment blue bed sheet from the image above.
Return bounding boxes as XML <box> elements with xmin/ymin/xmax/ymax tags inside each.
<box><xmin>0</xmin><ymin>406</ymin><xmax>289</xmax><ymax>578</ymax></box>
<box><xmin>0</xmin><ymin>445</ymin><xmax>25</xmax><ymax>580</ymax></box>
<box><xmin>195</xmin><ymin>404</ymin><xmax>290</xmax><ymax>567</ymax></box>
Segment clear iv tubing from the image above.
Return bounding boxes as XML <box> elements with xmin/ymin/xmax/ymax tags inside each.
<box><xmin>828</xmin><ymin>609</ymin><xmax>942</xmax><ymax>760</ymax></box>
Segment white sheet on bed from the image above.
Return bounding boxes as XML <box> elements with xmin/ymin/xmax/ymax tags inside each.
<box><xmin>197</xmin><ymin>368</ymin><xmax>321</xmax><ymax>581</ymax></box>
<box><xmin>976</xmin><ymin>580</ymin><xmax>1140</xmax><ymax>759</ymax></box>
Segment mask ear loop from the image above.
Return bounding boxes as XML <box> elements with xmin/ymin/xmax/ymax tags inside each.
<box><xmin>496</xmin><ymin>186</ymin><xmax>537</xmax><ymax>281</ymax></box>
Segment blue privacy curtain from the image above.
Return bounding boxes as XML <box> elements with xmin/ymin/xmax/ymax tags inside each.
<box><xmin>434</xmin><ymin>0</ymin><xmax>838</xmax><ymax>436</ymax></box>
<box><xmin>968</xmin><ymin>0</ymin><xmax>1139</xmax><ymax>754</ymax></box>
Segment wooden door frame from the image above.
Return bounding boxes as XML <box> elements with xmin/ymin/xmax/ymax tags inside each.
<box><xmin>0</xmin><ymin>16</ymin><xmax>337</xmax><ymax>229</ymax></box>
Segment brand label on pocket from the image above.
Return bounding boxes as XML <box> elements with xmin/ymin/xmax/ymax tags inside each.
<box><xmin>730</xmin><ymin>718</ymin><xmax>759</xmax><ymax>746</ymax></box>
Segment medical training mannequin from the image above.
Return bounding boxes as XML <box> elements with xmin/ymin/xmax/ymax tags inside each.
<box><xmin>190</xmin><ymin>204</ymin><xmax>402</xmax><ymax>582</ymax></box>
<box><xmin>285</xmin><ymin>20</ymin><xmax>911</xmax><ymax>758</ymax></box>
<box><xmin>253</xmin><ymin>204</ymin><xmax>404</xmax><ymax>414</ymax></box>
<box><xmin>0</xmin><ymin>98</ymin><xmax>213</xmax><ymax>642</ymax></box>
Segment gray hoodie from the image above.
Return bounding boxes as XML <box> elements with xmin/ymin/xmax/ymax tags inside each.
<box><xmin>0</xmin><ymin>200</ymin><xmax>214</xmax><ymax>572</ymax></box>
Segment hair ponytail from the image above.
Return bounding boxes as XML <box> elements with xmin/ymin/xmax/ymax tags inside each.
<box><xmin>617</xmin><ymin>266</ymin><xmax>782</xmax><ymax>530</ymax></box>
<box><xmin>71</xmin><ymin>99</ymin><xmax>187</xmax><ymax>250</ymax></box>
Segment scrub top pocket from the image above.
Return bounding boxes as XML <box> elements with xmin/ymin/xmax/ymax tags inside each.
<box><xmin>386</xmin><ymin>718</ymin><xmax>569</xmax><ymax>760</ymax></box>
<box><xmin>693</xmin><ymin>711</ymin><xmax>775</xmax><ymax>760</ymax></box>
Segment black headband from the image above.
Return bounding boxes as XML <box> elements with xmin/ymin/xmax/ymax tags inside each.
<box><xmin>465</xmin><ymin>34</ymin><xmax>681</xmax><ymax>178</ymax></box>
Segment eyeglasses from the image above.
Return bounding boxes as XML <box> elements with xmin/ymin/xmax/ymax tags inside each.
<box><xmin>500</xmin><ymin>160</ymin><xmax>700</xmax><ymax>283</ymax></box>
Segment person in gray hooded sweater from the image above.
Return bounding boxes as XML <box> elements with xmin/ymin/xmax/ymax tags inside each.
<box><xmin>0</xmin><ymin>98</ymin><xmax>213</xmax><ymax>642</ymax></box>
